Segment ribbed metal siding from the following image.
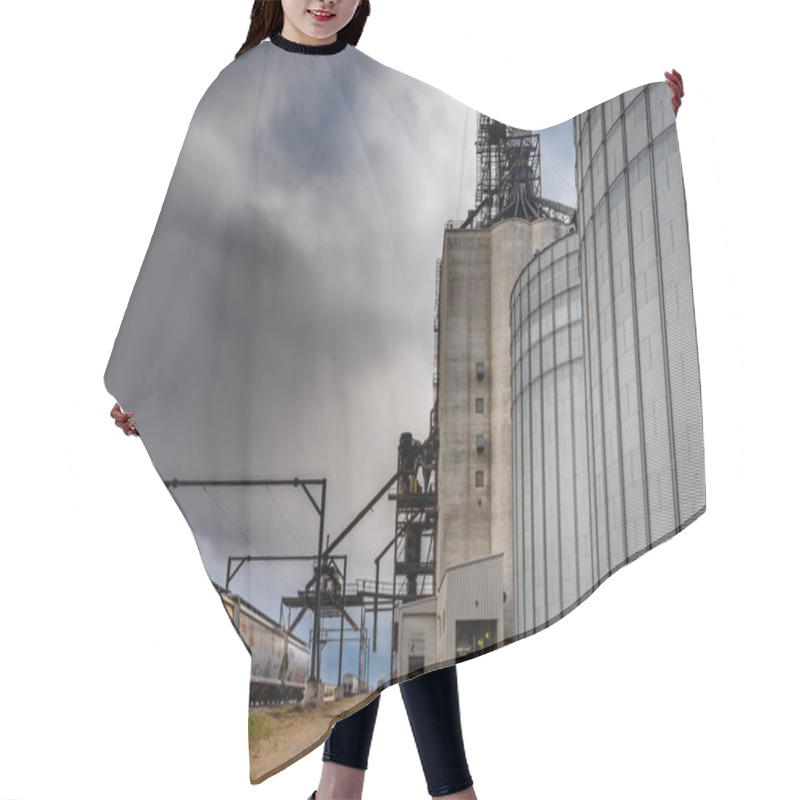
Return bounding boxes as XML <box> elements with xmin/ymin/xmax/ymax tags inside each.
<box><xmin>509</xmin><ymin>83</ymin><xmax>704</xmax><ymax>641</ymax></box>
<box><xmin>510</xmin><ymin>232</ymin><xmax>592</xmax><ymax>634</ymax></box>
<box><xmin>576</xmin><ymin>82</ymin><xmax>705</xmax><ymax>588</ymax></box>
<box><xmin>442</xmin><ymin>553</ymin><xmax>504</xmax><ymax>661</ymax></box>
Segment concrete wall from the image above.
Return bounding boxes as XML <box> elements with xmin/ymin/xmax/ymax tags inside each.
<box><xmin>436</xmin><ymin>228</ymin><xmax>493</xmax><ymax>582</ymax></box>
<box><xmin>436</xmin><ymin>217</ymin><xmax>569</xmax><ymax>639</ymax></box>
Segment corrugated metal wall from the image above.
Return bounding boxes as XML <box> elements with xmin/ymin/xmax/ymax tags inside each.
<box><xmin>441</xmin><ymin>554</ymin><xmax>504</xmax><ymax>661</ymax></box>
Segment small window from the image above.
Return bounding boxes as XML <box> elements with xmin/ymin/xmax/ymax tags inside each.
<box><xmin>455</xmin><ymin>619</ymin><xmax>498</xmax><ymax>658</ymax></box>
<box><xmin>475</xmin><ymin>397</ymin><xmax>484</xmax><ymax>413</ymax></box>
<box><xmin>476</xmin><ymin>434</ymin><xmax>486</xmax><ymax>452</ymax></box>
<box><xmin>475</xmin><ymin>470</ymin><xmax>484</xmax><ymax>488</ymax></box>
<box><xmin>476</xmin><ymin>361</ymin><xmax>485</xmax><ymax>380</ymax></box>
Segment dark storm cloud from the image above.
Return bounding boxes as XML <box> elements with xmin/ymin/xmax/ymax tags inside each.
<box><xmin>105</xmin><ymin>41</ymin><xmax>576</xmax><ymax>683</ymax></box>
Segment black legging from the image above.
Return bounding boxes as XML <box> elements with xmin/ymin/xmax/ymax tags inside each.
<box><xmin>323</xmin><ymin>665</ymin><xmax>473</xmax><ymax>797</ymax></box>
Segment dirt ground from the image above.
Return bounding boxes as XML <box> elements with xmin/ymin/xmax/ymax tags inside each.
<box><xmin>249</xmin><ymin>692</ymin><xmax>374</xmax><ymax>784</ymax></box>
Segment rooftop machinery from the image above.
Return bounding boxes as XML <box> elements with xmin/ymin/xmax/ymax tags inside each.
<box><xmin>462</xmin><ymin>113</ymin><xmax>576</xmax><ymax>229</ymax></box>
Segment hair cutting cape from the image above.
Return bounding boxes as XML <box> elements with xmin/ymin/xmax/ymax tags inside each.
<box><xmin>104</xmin><ymin>34</ymin><xmax>705</xmax><ymax>783</ymax></box>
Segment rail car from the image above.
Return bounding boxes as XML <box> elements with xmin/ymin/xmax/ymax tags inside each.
<box><xmin>341</xmin><ymin>673</ymin><xmax>360</xmax><ymax>697</ymax></box>
<box><xmin>214</xmin><ymin>582</ymin><xmax>309</xmax><ymax>706</ymax></box>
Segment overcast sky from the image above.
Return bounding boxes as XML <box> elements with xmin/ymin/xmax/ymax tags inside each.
<box><xmin>4</xmin><ymin>1</ymin><xmax>796</xmax><ymax>798</ymax></box>
<box><xmin>102</xmin><ymin>39</ymin><xmax>579</xmax><ymax>685</ymax></box>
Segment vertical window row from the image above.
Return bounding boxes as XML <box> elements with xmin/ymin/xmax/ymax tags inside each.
<box><xmin>475</xmin><ymin>362</ymin><xmax>486</xmax><ymax>489</ymax></box>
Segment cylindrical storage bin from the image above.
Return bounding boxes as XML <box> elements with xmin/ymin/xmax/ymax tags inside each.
<box><xmin>511</xmin><ymin>231</ymin><xmax>592</xmax><ymax>633</ymax></box>
<box><xmin>574</xmin><ymin>82</ymin><xmax>705</xmax><ymax>588</ymax></box>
